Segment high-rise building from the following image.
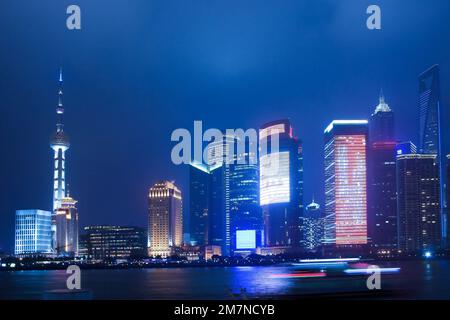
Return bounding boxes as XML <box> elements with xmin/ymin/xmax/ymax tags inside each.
<box><xmin>369</xmin><ymin>91</ymin><xmax>394</xmax><ymax>141</ymax></box>
<box><xmin>259</xmin><ymin>119</ymin><xmax>303</xmax><ymax>248</ymax></box>
<box><xmin>148</xmin><ymin>181</ymin><xmax>183</xmax><ymax>257</ymax></box>
<box><xmin>368</xmin><ymin>93</ymin><xmax>398</xmax><ymax>251</ymax></box>
<box><xmin>54</xmin><ymin>196</ymin><xmax>79</xmax><ymax>256</ymax></box>
<box><xmin>301</xmin><ymin>198</ymin><xmax>323</xmax><ymax>251</ymax></box>
<box><xmin>15</xmin><ymin>210</ymin><xmax>52</xmax><ymax>256</ymax></box>
<box><xmin>229</xmin><ymin>139</ymin><xmax>262</xmax><ymax>254</ymax></box>
<box><xmin>397</xmin><ymin>154</ymin><xmax>441</xmax><ymax>253</ymax></box>
<box><xmin>324</xmin><ymin>120</ymin><xmax>368</xmax><ymax>247</ymax></box>
<box><xmin>189</xmin><ymin>162</ymin><xmax>210</xmax><ymax>246</ymax></box>
<box><xmin>205</xmin><ymin>134</ymin><xmax>235</xmax><ymax>256</ymax></box>
<box><xmin>80</xmin><ymin>226</ymin><xmax>147</xmax><ymax>260</ymax></box>
<box><xmin>419</xmin><ymin>65</ymin><xmax>445</xmax><ymax>241</ymax></box>
<box><xmin>49</xmin><ymin>69</ymin><xmax>78</xmax><ymax>256</ymax></box>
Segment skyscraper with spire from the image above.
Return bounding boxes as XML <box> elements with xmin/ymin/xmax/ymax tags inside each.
<box><xmin>368</xmin><ymin>92</ymin><xmax>398</xmax><ymax>253</ymax></box>
<box><xmin>418</xmin><ymin>65</ymin><xmax>446</xmax><ymax>244</ymax></box>
<box><xmin>50</xmin><ymin>69</ymin><xmax>70</xmax><ymax>212</ymax></box>
<box><xmin>49</xmin><ymin>69</ymin><xmax>78</xmax><ymax>256</ymax></box>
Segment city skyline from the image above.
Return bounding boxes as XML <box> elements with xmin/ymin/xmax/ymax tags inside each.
<box><xmin>2</xmin><ymin>1</ymin><xmax>450</xmax><ymax>253</ymax></box>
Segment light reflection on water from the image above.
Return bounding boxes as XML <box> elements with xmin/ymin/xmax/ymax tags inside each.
<box><xmin>1</xmin><ymin>260</ymin><xmax>450</xmax><ymax>299</ymax></box>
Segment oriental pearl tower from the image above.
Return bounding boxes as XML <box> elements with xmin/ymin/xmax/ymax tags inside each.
<box><xmin>50</xmin><ymin>68</ymin><xmax>70</xmax><ymax>213</ymax></box>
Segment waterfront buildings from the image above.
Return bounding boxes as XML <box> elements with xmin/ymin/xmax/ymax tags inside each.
<box><xmin>397</xmin><ymin>154</ymin><xmax>441</xmax><ymax>253</ymax></box>
<box><xmin>301</xmin><ymin>198</ymin><xmax>323</xmax><ymax>251</ymax></box>
<box><xmin>80</xmin><ymin>226</ymin><xmax>147</xmax><ymax>259</ymax></box>
<box><xmin>14</xmin><ymin>210</ymin><xmax>52</xmax><ymax>256</ymax></box>
<box><xmin>418</xmin><ymin>65</ymin><xmax>446</xmax><ymax>241</ymax></box>
<box><xmin>323</xmin><ymin>120</ymin><xmax>368</xmax><ymax>247</ymax></box>
<box><xmin>259</xmin><ymin>119</ymin><xmax>303</xmax><ymax>249</ymax></box>
<box><xmin>148</xmin><ymin>181</ymin><xmax>183</xmax><ymax>257</ymax></box>
<box><xmin>368</xmin><ymin>93</ymin><xmax>398</xmax><ymax>251</ymax></box>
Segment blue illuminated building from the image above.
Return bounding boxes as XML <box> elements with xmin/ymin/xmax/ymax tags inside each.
<box><xmin>229</xmin><ymin>138</ymin><xmax>263</xmax><ymax>254</ymax></box>
<box><xmin>15</xmin><ymin>210</ymin><xmax>52</xmax><ymax>256</ymax></box>
<box><xmin>259</xmin><ymin>119</ymin><xmax>303</xmax><ymax>249</ymax></box>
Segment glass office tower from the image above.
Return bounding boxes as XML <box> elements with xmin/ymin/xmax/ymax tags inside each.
<box><xmin>324</xmin><ymin>120</ymin><xmax>368</xmax><ymax>247</ymax></box>
<box><xmin>418</xmin><ymin>65</ymin><xmax>445</xmax><ymax>242</ymax></box>
<box><xmin>259</xmin><ymin>119</ymin><xmax>303</xmax><ymax>249</ymax></box>
<box><xmin>368</xmin><ymin>93</ymin><xmax>398</xmax><ymax>251</ymax></box>
<box><xmin>397</xmin><ymin>154</ymin><xmax>441</xmax><ymax>253</ymax></box>
<box><xmin>229</xmin><ymin>139</ymin><xmax>262</xmax><ymax>254</ymax></box>
<box><xmin>15</xmin><ymin>210</ymin><xmax>52</xmax><ymax>256</ymax></box>
<box><xmin>189</xmin><ymin>162</ymin><xmax>210</xmax><ymax>246</ymax></box>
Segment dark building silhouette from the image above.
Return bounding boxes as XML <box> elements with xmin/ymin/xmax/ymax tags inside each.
<box><xmin>80</xmin><ymin>226</ymin><xmax>147</xmax><ymax>259</ymax></box>
<box><xmin>189</xmin><ymin>163</ymin><xmax>210</xmax><ymax>246</ymax></box>
<box><xmin>368</xmin><ymin>93</ymin><xmax>398</xmax><ymax>252</ymax></box>
<box><xmin>418</xmin><ymin>65</ymin><xmax>446</xmax><ymax>242</ymax></box>
<box><xmin>397</xmin><ymin>154</ymin><xmax>441</xmax><ymax>253</ymax></box>
<box><xmin>259</xmin><ymin>119</ymin><xmax>303</xmax><ymax>249</ymax></box>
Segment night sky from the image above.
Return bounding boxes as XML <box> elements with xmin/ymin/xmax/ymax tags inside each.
<box><xmin>1</xmin><ymin>0</ymin><xmax>450</xmax><ymax>252</ymax></box>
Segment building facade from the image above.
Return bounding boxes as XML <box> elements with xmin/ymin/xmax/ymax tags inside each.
<box><xmin>15</xmin><ymin>210</ymin><xmax>52</xmax><ymax>256</ymax></box>
<box><xmin>148</xmin><ymin>181</ymin><xmax>183</xmax><ymax>257</ymax></box>
<box><xmin>80</xmin><ymin>226</ymin><xmax>147</xmax><ymax>259</ymax></box>
<box><xmin>189</xmin><ymin>162</ymin><xmax>210</xmax><ymax>246</ymax></box>
<box><xmin>418</xmin><ymin>65</ymin><xmax>445</xmax><ymax>242</ymax></box>
<box><xmin>259</xmin><ymin>119</ymin><xmax>303</xmax><ymax>248</ymax></box>
<box><xmin>229</xmin><ymin>139</ymin><xmax>262</xmax><ymax>254</ymax></box>
<box><xmin>324</xmin><ymin>120</ymin><xmax>368</xmax><ymax>247</ymax></box>
<box><xmin>54</xmin><ymin>196</ymin><xmax>79</xmax><ymax>256</ymax></box>
<box><xmin>397</xmin><ymin>154</ymin><xmax>441</xmax><ymax>253</ymax></box>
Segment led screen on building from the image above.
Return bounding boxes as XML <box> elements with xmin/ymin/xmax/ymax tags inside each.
<box><xmin>260</xmin><ymin>151</ymin><xmax>290</xmax><ymax>205</ymax></box>
<box><xmin>236</xmin><ymin>230</ymin><xmax>256</xmax><ymax>249</ymax></box>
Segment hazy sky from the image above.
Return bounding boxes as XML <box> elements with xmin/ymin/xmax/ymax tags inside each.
<box><xmin>1</xmin><ymin>0</ymin><xmax>450</xmax><ymax>252</ymax></box>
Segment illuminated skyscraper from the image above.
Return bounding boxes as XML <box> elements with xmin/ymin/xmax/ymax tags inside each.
<box><xmin>54</xmin><ymin>195</ymin><xmax>79</xmax><ymax>256</ymax></box>
<box><xmin>369</xmin><ymin>91</ymin><xmax>394</xmax><ymax>141</ymax></box>
<box><xmin>397</xmin><ymin>154</ymin><xmax>441</xmax><ymax>253</ymax></box>
<box><xmin>15</xmin><ymin>210</ymin><xmax>52</xmax><ymax>256</ymax></box>
<box><xmin>204</xmin><ymin>134</ymin><xmax>235</xmax><ymax>256</ymax></box>
<box><xmin>259</xmin><ymin>119</ymin><xmax>303</xmax><ymax>248</ymax></box>
<box><xmin>148</xmin><ymin>181</ymin><xmax>183</xmax><ymax>257</ymax></box>
<box><xmin>419</xmin><ymin>65</ymin><xmax>445</xmax><ymax>241</ymax></box>
<box><xmin>324</xmin><ymin>120</ymin><xmax>368</xmax><ymax>247</ymax></box>
<box><xmin>229</xmin><ymin>139</ymin><xmax>262</xmax><ymax>254</ymax></box>
<box><xmin>368</xmin><ymin>93</ymin><xmax>398</xmax><ymax>251</ymax></box>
